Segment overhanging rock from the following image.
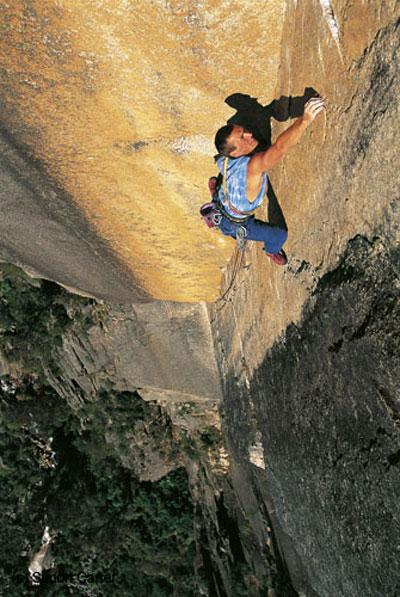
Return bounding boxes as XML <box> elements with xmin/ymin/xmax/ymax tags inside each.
<box><xmin>0</xmin><ymin>0</ymin><xmax>286</xmax><ymax>302</ymax></box>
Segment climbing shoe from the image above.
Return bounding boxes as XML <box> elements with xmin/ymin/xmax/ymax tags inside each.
<box><xmin>265</xmin><ymin>249</ymin><xmax>287</xmax><ymax>266</ymax></box>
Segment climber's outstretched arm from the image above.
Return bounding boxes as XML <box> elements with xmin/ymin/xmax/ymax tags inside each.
<box><xmin>249</xmin><ymin>97</ymin><xmax>325</xmax><ymax>174</ymax></box>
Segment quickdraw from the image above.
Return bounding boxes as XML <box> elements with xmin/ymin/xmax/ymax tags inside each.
<box><xmin>235</xmin><ymin>224</ymin><xmax>247</xmax><ymax>251</ymax></box>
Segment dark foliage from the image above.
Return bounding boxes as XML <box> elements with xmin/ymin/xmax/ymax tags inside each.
<box><xmin>0</xmin><ymin>265</ymin><xmax>196</xmax><ymax>596</ymax></box>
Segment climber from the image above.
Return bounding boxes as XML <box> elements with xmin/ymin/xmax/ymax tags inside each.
<box><xmin>210</xmin><ymin>96</ymin><xmax>325</xmax><ymax>265</ymax></box>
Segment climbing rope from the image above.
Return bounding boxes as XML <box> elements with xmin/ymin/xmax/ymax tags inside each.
<box><xmin>216</xmin><ymin>226</ymin><xmax>247</xmax><ymax>310</ymax></box>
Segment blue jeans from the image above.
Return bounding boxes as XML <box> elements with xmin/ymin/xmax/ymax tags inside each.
<box><xmin>218</xmin><ymin>215</ymin><xmax>288</xmax><ymax>254</ymax></box>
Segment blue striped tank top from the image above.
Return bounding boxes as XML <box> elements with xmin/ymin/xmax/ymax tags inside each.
<box><xmin>216</xmin><ymin>156</ymin><xmax>268</xmax><ymax>220</ymax></box>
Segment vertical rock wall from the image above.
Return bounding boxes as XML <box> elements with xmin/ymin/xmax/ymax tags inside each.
<box><xmin>211</xmin><ymin>0</ymin><xmax>399</xmax><ymax>382</ymax></box>
<box><xmin>210</xmin><ymin>2</ymin><xmax>400</xmax><ymax>595</ymax></box>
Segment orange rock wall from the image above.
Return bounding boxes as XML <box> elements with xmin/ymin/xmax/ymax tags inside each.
<box><xmin>0</xmin><ymin>0</ymin><xmax>285</xmax><ymax>302</ymax></box>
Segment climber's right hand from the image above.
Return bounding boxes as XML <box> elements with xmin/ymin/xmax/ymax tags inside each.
<box><xmin>302</xmin><ymin>97</ymin><xmax>325</xmax><ymax>124</ymax></box>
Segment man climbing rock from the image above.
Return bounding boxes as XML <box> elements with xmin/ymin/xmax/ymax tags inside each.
<box><xmin>210</xmin><ymin>97</ymin><xmax>325</xmax><ymax>265</ymax></box>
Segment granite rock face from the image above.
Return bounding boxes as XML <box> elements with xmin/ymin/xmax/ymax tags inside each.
<box><xmin>209</xmin><ymin>4</ymin><xmax>400</xmax><ymax>595</ymax></box>
<box><xmin>217</xmin><ymin>236</ymin><xmax>400</xmax><ymax>596</ymax></box>
<box><xmin>46</xmin><ymin>300</ymin><xmax>223</xmax><ymax>414</ymax></box>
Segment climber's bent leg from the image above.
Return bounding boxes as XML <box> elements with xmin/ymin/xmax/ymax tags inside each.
<box><xmin>244</xmin><ymin>217</ymin><xmax>288</xmax><ymax>255</ymax></box>
<box><xmin>218</xmin><ymin>216</ymin><xmax>288</xmax><ymax>262</ymax></box>
<box><xmin>218</xmin><ymin>216</ymin><xmax>238</xmax><ymax>239</ymax></box>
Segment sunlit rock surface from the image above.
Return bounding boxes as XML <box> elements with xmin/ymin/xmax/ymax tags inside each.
<box><xmin>0</xmin><ymin>0</ymin><xmax>285</xmax><ymax>302</ymax></box>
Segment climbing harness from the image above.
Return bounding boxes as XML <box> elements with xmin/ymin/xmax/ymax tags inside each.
<box><xmin>216</xmin><ymin>199</ymin><xmax>251</xmax><ymax>224</ymax></box>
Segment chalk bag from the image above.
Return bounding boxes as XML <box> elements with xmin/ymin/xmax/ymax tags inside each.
<box><xmin>200</xmin><ymin>202</ymin><xmax>222</xmax><ymax>228</ymax></box>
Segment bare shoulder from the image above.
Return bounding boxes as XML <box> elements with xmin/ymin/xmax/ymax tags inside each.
<box><xmin>248</xmin><ymin>152</ymin><xmax>263</xmax><ymax>175</ymax></box>
<box><xmin>248</xmin><ymin>144</ymin><xmax>284</xmax><ymax>175</ymax></box>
